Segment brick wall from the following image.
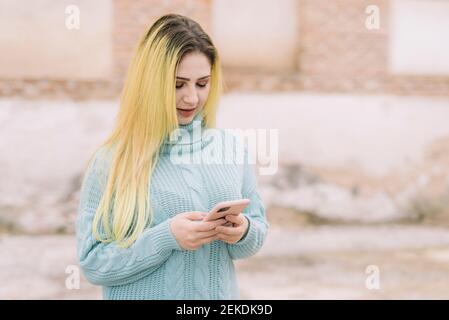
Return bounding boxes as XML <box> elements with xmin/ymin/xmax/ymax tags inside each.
<box><xmin>113</xmin><ymin>0</ymin><xmax>212</xmax><ymax>86</ymax></box>
<box><xmin>0</xmin><ymin>0</ymin><xmax>447</xmax><ymax>100</ymax></box>
<box><xmin>224</xmin><ymin>0</ymin><xmax>449</xmax><ymax>96</ymax></box>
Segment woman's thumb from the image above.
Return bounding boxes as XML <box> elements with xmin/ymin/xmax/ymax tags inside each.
<box><xmin>185</xmin><ymin>211</ymin><xmax>208</xmax><ymax>221</ymax></box>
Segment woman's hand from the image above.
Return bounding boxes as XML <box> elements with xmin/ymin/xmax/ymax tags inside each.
<box><xmin>169</xmin><ymin>211</ymin><xmax>226</xmax><ymax>250</ymax></box>
<box><xmin>214</xmin><ymin>214</ymin><xmax>249</xmax><ymax>244</ymax></box>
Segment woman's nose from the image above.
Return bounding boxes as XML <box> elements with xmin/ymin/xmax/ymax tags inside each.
<box><xmin>183</xmin><ymin>87</ymin><xmax>199</xmax><ymax>105</ymax></box>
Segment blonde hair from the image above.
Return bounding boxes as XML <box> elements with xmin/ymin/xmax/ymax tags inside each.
<box><xmin>86</xmin><ymin>14</ymin><xmax>223</xmax><ymax>248</ymax></box>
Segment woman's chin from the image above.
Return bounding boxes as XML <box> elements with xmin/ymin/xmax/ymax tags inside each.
<box><xmin>177</xmin><ymin>115</ymin><xmax>195</xmax><ymax>125</ymax></box>
<box><xmin>177</xmin><ymin>110</ymin><xmax>199</xmax><ymax>125</ymax></box>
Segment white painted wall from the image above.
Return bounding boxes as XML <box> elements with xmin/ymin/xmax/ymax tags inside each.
<box><xmin>211</xmin><ymin>0</ymin><xmax>298</xmax><ymax>71</ymax></box>
<box><xmin>0</xmin><ymin>0</ymin><xmax>112</xmax><ymax>80</ymax></box>
<box><xmin>389</xmin><ymin>0</ymin><xmax>449</xmax><ymax>75</ymax></box>
<box><xmin>1</xmin><ymin>93</ymin><xmax>448</xmax><ymax>229</ymax></box>
<box><xmin>216</xmin><ymin>93</ymin><xmax>449</xmax><ymax>177</ymax></box>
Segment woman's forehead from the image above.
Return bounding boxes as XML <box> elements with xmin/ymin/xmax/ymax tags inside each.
<box><xmin>177</xmin><ymin>52</ymin><xmax>211</xmax><ymax>79</ymax></box>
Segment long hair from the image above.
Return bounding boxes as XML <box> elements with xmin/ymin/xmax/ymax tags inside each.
<box><xmin>86</xmin><ymin>14</ymin><xmax>223</xmax><ymax>248</ymax></box>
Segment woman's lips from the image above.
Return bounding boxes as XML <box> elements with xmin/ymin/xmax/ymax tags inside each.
<box><xmin>177</xmin><ymin>107</ymin><xmax>196</xmax><ymax>117</ymax></box>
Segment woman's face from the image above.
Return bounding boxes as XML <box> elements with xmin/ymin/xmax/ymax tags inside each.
<box><xmin>175</xmin><ymin>52</ymin><xmax>211</xmax><ymax>125</ymax></box>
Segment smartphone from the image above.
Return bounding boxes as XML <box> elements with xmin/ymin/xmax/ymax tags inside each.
<box><xmin>203</xmin><ymin>199</ymin><xmax>250</xmax><ymax>222</ymax></box>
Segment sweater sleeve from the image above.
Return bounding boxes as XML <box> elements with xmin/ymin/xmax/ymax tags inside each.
<box><xmin>76</xmin><ymin>148</ymin><xmax>182</xmax><ymax>287</ymax></box>
<box><xmin>226</xmin><ymin>147</ymin><xmax>269</xmax><ymax>260</ymax></box>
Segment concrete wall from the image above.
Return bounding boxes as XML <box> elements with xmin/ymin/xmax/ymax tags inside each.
<box><xmin>0</xmin><ymin>0</ymin><xmax>448</xmax><ymax>99</ymax></box>
<box><xmin>389</xmin><ymin>0</ymin><xmax>449</xmax><ymax>75</ymax></box>
<box><xmin>212</xmin><ymin>0</ymin><xmax>298</xmax><ymax>71</ymax></box>
<box><xmin>0</xmin><ymin>0</ymin><xmax>112</xmax><ymax>80</ymax></box>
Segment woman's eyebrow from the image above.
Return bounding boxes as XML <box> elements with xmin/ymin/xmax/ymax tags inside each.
<box><xmin>176</xmin><ymin>75</ymin><xmax>210</xmax><ymax>81</ymax></box>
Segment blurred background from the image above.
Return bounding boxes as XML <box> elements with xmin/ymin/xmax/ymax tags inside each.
<box><xmin>1</xmin><ymin>0</ymin><xmax>449</xmax><ymax>299</ymax></box>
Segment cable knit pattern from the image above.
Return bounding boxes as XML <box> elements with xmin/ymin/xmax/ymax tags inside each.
<box><xmin>76</xmin><ymin>113</ymin><xmax>269</xmax><ymax>299</ymax></box>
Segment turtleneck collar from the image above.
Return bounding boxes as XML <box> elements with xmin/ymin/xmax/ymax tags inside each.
<box><xmin>159</xmin><ymin>112</ymin><xmax>212</xmax><ymax>156</ymax></box>
<box><xmin>174</xmin><ymin>112</ymin><xmax>204</xmax><ymax>141</ymax></box>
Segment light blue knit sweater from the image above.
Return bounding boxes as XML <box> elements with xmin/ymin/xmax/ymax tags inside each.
<box><xmin>76</xmin><ymin>113</ymin><xmax>269</xmax><ymax>300</ymax></box>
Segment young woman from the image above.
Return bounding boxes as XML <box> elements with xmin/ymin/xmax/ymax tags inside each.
<box><xmin>76</xmin><ymin>13</ymin><xmax>269</xmax><ymax>300</ymax></box>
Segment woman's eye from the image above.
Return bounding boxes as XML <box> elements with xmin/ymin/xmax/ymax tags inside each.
<box><xmin>175</xmin><ymin>82</ymin><xmax>208</xmax><ymax>89</ymax></box>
